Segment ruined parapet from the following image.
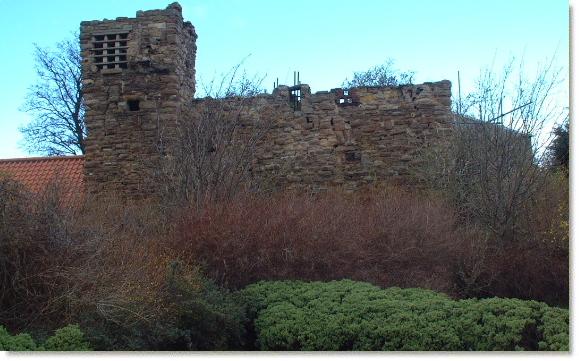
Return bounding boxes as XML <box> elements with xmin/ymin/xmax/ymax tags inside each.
<box><xmin>190</xmin><ymin>80</ymin><xmax>453</xmax><ymax>191</ymax></box>
<box><xmin>81</xmin><ymin>2</ymin><xmax>197</xmax><ymax>197</ymax></box>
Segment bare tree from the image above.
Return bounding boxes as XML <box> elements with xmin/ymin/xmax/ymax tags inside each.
<box><xmin>157</xmin><ymin>63</ymin><xmax>270</xmax><ymax>211</ymax></box>
<box><xmin>420</xmin><ymin>55</ymin><xmax>566</xmax><ymax>243</ymax></box>
<box><xmin>342</xmin><ymin>58</ymin><xmax>414</xmax><ymax>88</ymax></box>
<box><xmin>20</xmin><ymin>35</ymin><xmax>85</xmax><ymax>156</ymax></box>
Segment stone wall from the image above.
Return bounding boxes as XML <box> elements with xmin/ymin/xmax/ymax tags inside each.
<box><xmin>189</xmin><ymin>81</ymin><xmax>452</xmax><ymax>191</ymax></box>
<box><xmin>80</xmin><ymin>2</ymin><xmax>453</xmax><ymax>197</ymax></box>
<box><xmin>81</xmin><ymin>3</ymin><xmax>196</xmax><ymax>195</ymax></box>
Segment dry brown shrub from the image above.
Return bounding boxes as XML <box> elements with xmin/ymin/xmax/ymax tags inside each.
<box><xmin>0</xmin><ymin>179</ymin><xmax>200</xmax><ymax>334</ymax></box>
<box><xmin>1</xmin><ymin>166</ymin><xmax>568</xmax><ymax>339</ymax></box>
<box><xmin>452</xmin><ymin>170</ymin><xmax>569</xmax><ymax>306</ymax></box>
<box><xmin>0</xmin><ymin>178</ymin><xmax>78</xmax><ymax>330</ymax></box>
<box><xmin>174</xmin><ymin>186</ymin><xmax>462</xmax><ymax>293</ymax></box>
<box><xmin>61</xmin><ymin>195</ymin><xmax>198</xmax><ymax>329</ymax></box>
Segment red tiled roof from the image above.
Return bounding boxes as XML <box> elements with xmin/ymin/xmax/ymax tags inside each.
<box><xmin>0</xmin><ymin>156</ymin><xmax>85</xmax><ymax>201</ymax></box>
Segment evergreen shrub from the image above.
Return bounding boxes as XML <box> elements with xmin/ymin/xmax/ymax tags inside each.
<box><xmin>239</xmin><ymin>280</ymin><xmax>569</xmax><ymax>351</ymax></box>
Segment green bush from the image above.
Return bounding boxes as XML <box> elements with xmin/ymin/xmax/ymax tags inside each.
<box><xmin>239</xmin><ymin>280</ymin><xmax>569</xmax><ymax>351</ymax></box>
<box><xmin>42</xmin><ymin>324</ymin><xmax>91</xmax><ymax>351</ymax></box>
<box><xmin>0</xmin><ymin>326</ymin><xmax>37</xmax><ymax>351</ymax></box>
<box><xmin>0</xmin><ymin>324</ymin><xmax>90</xmax><ymax>351</ymax></box>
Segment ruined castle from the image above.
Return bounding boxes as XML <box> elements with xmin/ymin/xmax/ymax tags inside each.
<box><xmin>80</xmin><ymin>3</ymin><xmax>453</xmax><ymax>197</ymax></box>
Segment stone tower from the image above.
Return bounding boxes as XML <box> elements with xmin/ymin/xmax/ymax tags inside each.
<box><xmin>80</xmin><ymin>2</ymin><xmax>196</xmax><ymax>196</ymax></box>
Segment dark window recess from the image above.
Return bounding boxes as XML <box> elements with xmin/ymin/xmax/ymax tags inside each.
<box><xmin>345</xmin><ymin>151</ymin><xmax>361</xmax><ymax>162</ymax></box>
<box><xmin>289</xmin><ymin>86</ymin><xmax>301</xmax><ymax>111</ymax></box>
<box><xmin>127</xmin><ymin>100</ymin><xmax>140</xmax><ymax>111</ymax></box>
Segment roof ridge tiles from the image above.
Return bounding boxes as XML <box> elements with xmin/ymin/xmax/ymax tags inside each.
<box><xmin>0</xmin><ymin>155</ymin><xmax>85</xmax><ymax>163</ymax></box>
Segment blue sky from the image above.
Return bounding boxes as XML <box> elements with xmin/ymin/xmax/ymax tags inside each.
<box><xmin>0</xmin><ymin>0</ymin><xmax>570</xmax><ymax>158</ymax></box>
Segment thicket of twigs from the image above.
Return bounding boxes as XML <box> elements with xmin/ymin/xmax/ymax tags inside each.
<box><xmin>0</xmin><ymin>168</ymin><xmax>568</xmax><ymax>338</ymax></box>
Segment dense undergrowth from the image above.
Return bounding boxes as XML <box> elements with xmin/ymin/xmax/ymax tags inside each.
<box><xmin>1</xmin><ymin>280</ymin><xmax>569</xmax><ymax>351</ymax></box>
<box><xmin>0</xmin><ymin>169</ymin><xmax>569</xmax><ymax>351</ymax></box>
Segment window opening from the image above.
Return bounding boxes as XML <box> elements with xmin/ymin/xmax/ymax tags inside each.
<box><xmin>91</xmin><ymin>32</ymin><xmax>129</xmax><ymax>70</ymax></box>
<box><xmin>288</xmin><ymin>71</ymin><xmax>302</xmax><ymax>111</ymax></box>
<box><xmin>127</xmin><ymin>100</ymin><xmax>140</xmax><ymax>111</ymax></box>
<box><xmin>289</xmin><ymin>87</ymin><xmax>301</xmax><ymax>111</ymax></box>
<box><xmin>345</xmin><ymin>150</ymin><xmax>361</xmax><ymax>162</ymax></box>
<box><xmin>336</xmin><ymin>89</ymin><xmax>358</xmax><ymax>107</ymax></box>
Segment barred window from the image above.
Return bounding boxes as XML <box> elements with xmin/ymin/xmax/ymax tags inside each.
<box><xmin>91</xmin><ymin>32</ymin><xmax>129</xmax><ymax>70</ymax></box>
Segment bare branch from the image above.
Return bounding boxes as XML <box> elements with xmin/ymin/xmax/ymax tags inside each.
<box><xmin>20</xmin><ymin>33</ymin><xmax>85</xmax><ymax>156</ymax></box>
<box><xmin>155</xmin><ymin>63</ymin><xmax>270</xmax><ymax>211</ymax></box>
<box><xmin>417</xmin><ymin>54</ymin><xmax>567</xmax><ymax>244</ymax></box>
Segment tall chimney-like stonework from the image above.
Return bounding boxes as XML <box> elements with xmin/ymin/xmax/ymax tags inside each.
<box><xmin>80</xmin><ymin>2</ymin><xmax>196</xmax><ymax>197</ymax></box>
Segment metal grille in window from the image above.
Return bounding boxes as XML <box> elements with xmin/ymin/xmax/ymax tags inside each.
<box><xmin>289</xmin><ymin>86</ymin><xmax>301</xmax><ymax>111</ymax></box>
<box><xmin>91</xmin><ymin>33</ymin><xmax>129</xmax><ymax>70</ymax></box>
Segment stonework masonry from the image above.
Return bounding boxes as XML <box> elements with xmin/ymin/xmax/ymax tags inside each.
<box><xmin>245</xmin><ymin>82</ymin><xmax>449</xmax><ymax>191</ymax></box>
<box><xmin>81</xmin><ymin>3</ymin><xmax>453</xmax><ymax>197</ymax></box>
<box><xmin>81</xmin><ymin>3</ymin><xmax>196</xmax><ymax>195</ymax></box>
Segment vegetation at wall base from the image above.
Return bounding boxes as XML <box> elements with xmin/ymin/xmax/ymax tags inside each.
<box><xmin>238</xmin><ymin>280</ymin><xmax>569</xmax><ymax>351</ymax></box>
<box><xmin>77</xmin><ymin>261</ymin><xmax>247</xmax><ymax>351</ymax></box>
<box><xmin>0</xmin><ymin>324</ymin><xmax>91</xmax><ymax>351</ymax></box>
